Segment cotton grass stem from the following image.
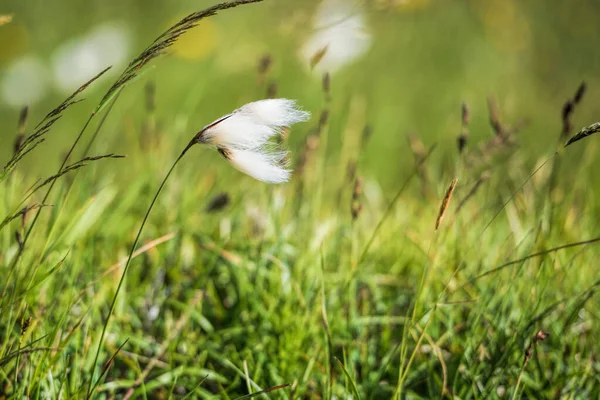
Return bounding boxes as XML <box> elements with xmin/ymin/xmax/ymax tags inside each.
<box><xmin>87</xmin><ymin>140</ymin><xmax>195</xmax><ymax>397</ymax></box>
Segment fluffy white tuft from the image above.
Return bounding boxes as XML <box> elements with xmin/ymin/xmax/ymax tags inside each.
<box><xmin>199</xmin><ymin>99</ymin><xmax>310</xmax><ymax>150</ymax></box>
<box><xmin>225</xmin><ymin>148</ymin><xmax>291</xmax><ymax>184</ymax></box>
<box><xmin>236</xmin><ymin>99</ymin><xmax>310</xmax><ymax>128</ymax></box>
<box><xmin>197</xmin><ymin>99</ymin><xmax>309</xmax><ymax>183</ymax></box>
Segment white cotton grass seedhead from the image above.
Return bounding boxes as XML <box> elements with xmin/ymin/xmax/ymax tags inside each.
<box><xmin>195</xmin><ymin>98</ymin><xmax>310</xmax><ymax>183</ymax></box>
<box><xmin>221</xmin><ymin>147</ymin><xmax>291</xmax><ymax>184</ymax></box>
<box><xmin>198</xmin><ymin>99</ymin><xmax>310</xmax><ymax>149</ymax></box>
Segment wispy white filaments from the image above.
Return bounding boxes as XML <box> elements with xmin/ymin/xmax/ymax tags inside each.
<box><xmin>195</xmin><ymin>99</ymin><xmax>310</xmax><ymax>183</ymax></box>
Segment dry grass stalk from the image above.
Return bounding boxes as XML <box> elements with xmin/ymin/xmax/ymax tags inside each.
<box><xmin>564</xmin><ymin>122</ymin><xmax>600</xmax><ymax>148</ymax></box>
<box><xmin>435</xmin><ymin>178</ymin><xmax>458</xmax><ymax>230</ymax></box>
<box><xmin>351</xmin><ymin>177</ymin><xmax>363</xmax><ymax>221</ymax></box>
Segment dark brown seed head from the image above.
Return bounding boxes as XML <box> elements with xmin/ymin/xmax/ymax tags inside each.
<box><xmin>574</xmin><ymin>82</ymin><xmax>586</xmax><ymax>104</ymax></box>
<box><xmin>20</xmin><ymin>316</ymin><xmax>32</xmax><ymax>336</ymax></box>
<box><xmin>351</xmin><ymin>177</ymin><xmax>363</xmax><ymax>221</ymax></box>
<box><xmin>457</xmin><ymin>135</ymin><xmax>467</xmax><ymax>154</ymax></box>
<box><xmin>435</xmin><ymin>178</ymin><xmax>458</xmax><ymax>230</ymax></box>
<box><xmin>205</xmin><ymin>192</ymin><xmax>230</xmax><ymax>213</ymax></box>
<box><xmin>562</xmin><ymin>100</ymin><xmax>573</xmax><ymax>121</ymax></box>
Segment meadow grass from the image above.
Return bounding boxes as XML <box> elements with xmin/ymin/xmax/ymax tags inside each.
<box><xmin>2</xmin><ymin>1</ymin><xmax>600</xmax><ymax>399</ymax></box>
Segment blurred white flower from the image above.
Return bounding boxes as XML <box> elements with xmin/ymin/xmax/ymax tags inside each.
<box><xmin>52</xmin><ymin>22</ymin><xmax>131</xmax><ymax>92</ymax></box>
<box><xmin>1</xmin><ymin>55</ymin><xmax>49</xmax><ymax>107</ymax></box>
<box><xmin>196</xmin><ymin>99</ymin><xmax>310</xmax><ymax>184</ymax></box>
<box><xmin>301</xmin><ymin>0</ymin><xmax>372</xmax><ymax>73</ymax></box>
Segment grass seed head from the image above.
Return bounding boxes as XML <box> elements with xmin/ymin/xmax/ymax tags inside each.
<box><xmin>435</xmin><ymin>178</ymin><xmax>458</xmax><ymax>230</ymax></box>
<box><xmin>13</xmin><ymin>106</ymin><xmax>29</xmax><ymax>155</ymax></box>
<box><xmin>20</xmin><ymin>316</ymin><xmax>32</xmax><ymax>337</ymax></box>
<box><xmin>564</xmin><ymin>122</ymin><xmax>600</xmax><ymax>148</ymax></box>
<box><xmin>351</xmin><ymin>176</ymin><xmax>363</xmax><ymax>221</ymax></box>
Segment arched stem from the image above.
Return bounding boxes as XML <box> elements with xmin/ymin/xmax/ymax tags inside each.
<box><xmin>87</xmin><ymin>139</ymin><xmax>195</xmax><ymax>397</ymax></box>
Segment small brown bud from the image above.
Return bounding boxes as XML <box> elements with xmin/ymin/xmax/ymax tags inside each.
<box><xmin>535</xmin><ymin>330</ymin><xmax>550</xmax><ymax>342</ymax></box>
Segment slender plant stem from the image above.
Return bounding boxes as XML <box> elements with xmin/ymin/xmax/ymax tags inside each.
<box><xmin>86</xmin><ymin>140</ymin><xmax>195</xmax><ymax>398</ymax></box>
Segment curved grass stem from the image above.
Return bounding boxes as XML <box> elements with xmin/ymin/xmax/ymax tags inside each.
<box><xmin>86</xmin><ymin>140</ymin><xmax>195</xmax><ymax>398</ymax></box>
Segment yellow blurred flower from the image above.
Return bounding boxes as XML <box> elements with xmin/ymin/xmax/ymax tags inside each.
<box><xmin>0</xmin><ymin>14</ymin><xmax>13</xmax><ymax>26</ymax></box>
<box><xmin>375</xmin><ymin>0</ymin><xmax>430</xmax><ymax>11</ymax></box>
<box><xmin>171</xmin><ymin>18</ymin><xmax>219</xmax><ymax>61</ymax></box>
<box><xmin>0</xmin><ymin>21</ymin><xmax>29</xmax><ymax>61</ymax></box>
<box><xmin>472</xmin><ymin>0</ymin><xmax>531</xmax><ymax>53</ymax></box>
<box><xmin>396</xmin><ymin>0</ymin><xmax>431</xmax><ymax>12</ymax></box>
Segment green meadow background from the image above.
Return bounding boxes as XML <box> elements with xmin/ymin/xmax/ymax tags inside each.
<box><xmin>1</xmin><ymin>0</ymin><xmax>600</xmax><ymax>398</ymax></box>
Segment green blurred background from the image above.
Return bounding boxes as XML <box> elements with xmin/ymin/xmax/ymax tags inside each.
<box><xmin>1</xmin><ymin>0</ymin><xmax>600</xmax><ymax>189</ymax></box>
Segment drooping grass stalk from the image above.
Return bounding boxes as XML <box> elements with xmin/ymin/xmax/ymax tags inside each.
<box><xmin>86</xmin><ymin>139</ymin><xmax>195</xmax><ymax>397</ymax></box>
